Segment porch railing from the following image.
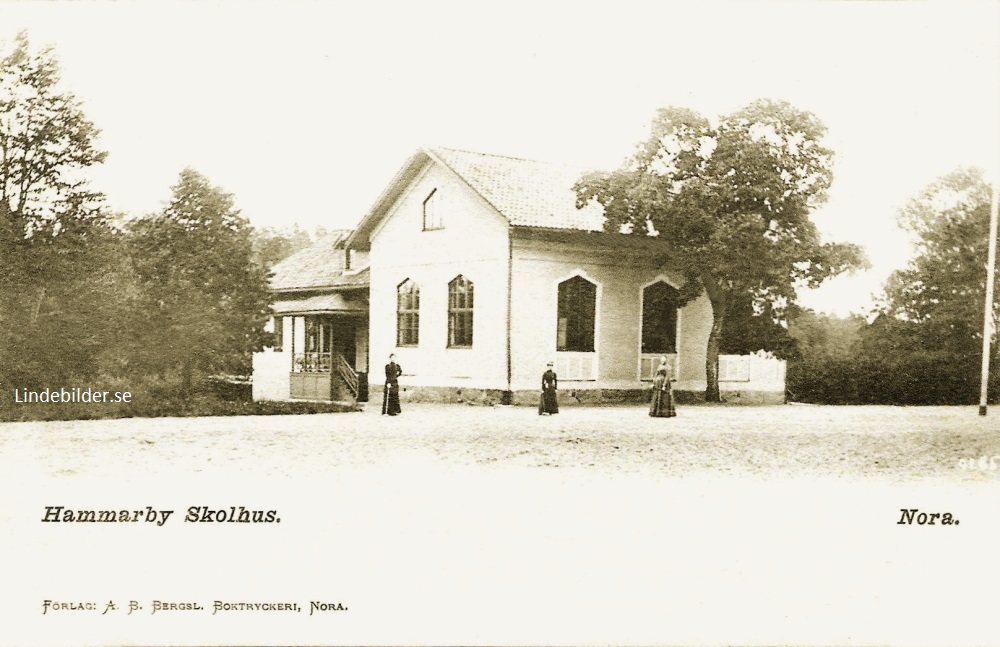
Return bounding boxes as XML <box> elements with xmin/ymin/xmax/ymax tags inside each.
<box><xmin>336</xmin><ymin>353</ymin><xmax>359</xmax><ymax>399</ymax></box>
<box><xmin>639</xmin><ymin>353</ymin><xmax>678</xmax><ymax>381</ymax></box>
<box><xmin>293</xmin><ymin>352</ymin><xmax>332</xmax><ymax>373</ymax></box>
<box><xmin>555</xmin><ymin>352</ymin><xmax>597</xmax><ymax>381</ymax></box>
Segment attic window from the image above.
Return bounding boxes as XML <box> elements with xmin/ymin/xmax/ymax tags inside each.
<box><xmin>423</xmin><ymin>189</ymin><xmax>442</xmax><ymax>230</ymax></box>
<box><xmin>344</xmin><ymin>248</ymin><xmax>352</xmax><ymax>271</ymax></box>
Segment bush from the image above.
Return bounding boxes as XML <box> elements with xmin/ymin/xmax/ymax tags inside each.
<box><xmin>788</xmin><ymin>352</ymin><xmax>999</xmax><ymax>405</ymax></box>
<box><xmin>0</xmin><ymin>373</ymin><xmax>356</xmax><ymax>422</ymax></box>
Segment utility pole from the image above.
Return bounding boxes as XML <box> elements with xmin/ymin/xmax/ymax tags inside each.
<box><xmin>979</xmin><ymin>179</ymin><xmax>999</xmax><ymax>416</ymax></box>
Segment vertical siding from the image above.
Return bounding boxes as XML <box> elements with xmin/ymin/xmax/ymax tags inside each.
<box><xmin>510</xmin><ymin>238</ymin><xmax>712</xmax><ymax>391</ymax></box>
<box><xmin>368</xmin><ymin>162</ymin><xmax>510</xmax><ymax>389</ymax></box>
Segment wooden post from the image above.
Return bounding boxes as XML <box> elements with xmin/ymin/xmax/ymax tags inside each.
<box><xmin>979</xmin><ymin>179</ymin><xmax>999</xmax><ymax>416</ymax></box>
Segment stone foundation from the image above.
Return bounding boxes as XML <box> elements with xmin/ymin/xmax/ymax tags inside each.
<box><xmin>509</xmin><ymin>388</ymin><xmax>651</xmax><ymax>407</ymax></box>
<box><xmin>370</xmin><ymin>385</ymin><xmax>786</xmax><ymax>408</ymax></box>
<box><xmin>371</xmin><ymin>386</ymin><xmax>508</xmax><ymax>408</ymax></box>
<box><xmin>717</xmin><ymin>388</ymin><xmax>787</xmax><ymax>405</ymax></box>
<box><xmin>674</xmin><ymin>389</ymin><xmax>786</xmax><ymax>405</ymax></box>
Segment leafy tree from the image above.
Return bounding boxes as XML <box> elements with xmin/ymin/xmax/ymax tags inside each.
<box><xmin>862</xmin><ymin>167</ymin><xmax>999</xmax><ymax>403</ymax></box>
<box><xmin>0</xmin><ymin>32</ymin><xmax>121</xmax><ymax>392</ymax></box>
<box><xmin>128</xmin><ymin>169</ymin><xmax>271</xmax><ymax>392</ymax></box>
<box><xmin>880</xmin><ymin>168</ymin><xmax>996</xmax><ymax>349</ymax></box>
<box><xmin>575</xmin><ymin>100</ymin><xmax>866</xmax><ymax>400</ymax></box>
<box><xmin>785</xmin><ymin>168</ymin><xmax>999</xmax><ymax>405</ymax></box>
<box><xmin>784</xmin><ymin>310</ymin><xmax>864</xmax><ymax>403</ymax></box>
<box><xmin>0</xmin><ymin>32</ymin><xmax>106</xmax><ymax>232</ymax></box>
<box><xmin>719</xmin><ymin>295</ymin><xmax>797</xmax><ymax>359</ymax></box>
<box><xmin>252</xmin><ymin>224</ymin><xmax>316</xmax><ymax>269</ymax></box>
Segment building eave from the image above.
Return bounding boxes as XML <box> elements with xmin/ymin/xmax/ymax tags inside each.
<box><xmin>271</xmin><ymin>284</ymin><xmax>369</xmax><ymax>294</ymax></box>
<box><xmin>344</xmin><ymin>151</ymin><xmax>434</xmax><ymax>251</ymax></box>
<box><xmin>345</xmin><ymin>147</ymin><xmax>519</xmax><ymax>251</ymax></box>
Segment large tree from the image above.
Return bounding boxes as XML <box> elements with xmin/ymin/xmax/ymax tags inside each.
<box><xmin>0</xmin><ymin>32</ymin><xmax>122</xmax><ymax>392</ymax></box>
<box><xmin>0</xmin><ymin>31</ymin><xmax>106</xmax><ymax>231</ymax></box>
<box><xmin>128</xmin><ymin>169</ymin><xmax>271</xmax><ymax>392</ymax></box>
<box><xmin>879</xmin><ymin>167</ymin><xmax>997</xmax><ymax>346</ymax></box>
<box><xmin>718</xmin><ymin>295</ymin><xmax>797</xmax><ymax>359</ymax></box>
<box><xmin>252</xmin><ymin>224</ymin><xmax>321</xmax><ymax>269</ymax></box>
<box><xmin>575</xmin><ymin>100</ymin><xmax>866</xmax><ymax>400</ymax></box>
<box><xmin>863</xmin><ymin>167</ymin><xmax>999</xmax><ymax>403</ymax></box>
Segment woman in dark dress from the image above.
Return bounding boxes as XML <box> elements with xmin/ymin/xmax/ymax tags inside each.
<box><xmin>649</xmin><ymin>358</ymin><xmax>676</xmax><ymax>418</ymax></box>
<box><xmin>539</xmin><ymin>361</ymin><xmax>559</xmax><ymax>415</ymax></box>
<box><xmin>383</xmin><ymin>353</ymin><xmax>403</xmax><ymax>416</ymax></box>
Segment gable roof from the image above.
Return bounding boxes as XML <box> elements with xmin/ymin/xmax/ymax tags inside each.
<box><xmin>431</xmin><ymin>148</ymin><xmax>606</xmax><ymax>230</ymax></box>
<box><xmin>269</xmin><ymin>230</ymin><xmax>369</xmax><ymax>292</ymax></box>
<box><xmin>346</xmin><ymin>147</ymin><xmax>607</xmax><ymax>249</ymax></box>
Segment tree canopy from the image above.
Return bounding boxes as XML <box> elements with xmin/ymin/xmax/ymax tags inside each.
<box><xmin>858</xmin><ymin>167</ymin><xmax>999</xmax><ymax>403</ymax></box>
<box><xmin>879</xmin><ymin>167</ymin><xmax>996</xmax><ymax>349</ymax></box>
<box><xmin>785</xmin><ymin>168</ymin><xmax>999</xmax><ymax>406</ymax></box>
<box><xmin>127</xmin><ymin>169</ymin><xmax>272</xmax><ymax>392</ymax></box>
<box><xmin>575</xmin><ymin>99</ymin><xmax>866</xmax><ymax>400</ymax></box>
<box><xmin>0</xmin><ymin>31</ymin><xmax>106</xmax><ymax>232</ymax></box>
<box><xmin>0</xmin><ymin>32</ymin><xmax>122</xmax><ymax>392</ymax></box>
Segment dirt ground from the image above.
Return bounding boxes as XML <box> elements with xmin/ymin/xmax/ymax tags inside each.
<box><xmin>3</xmin><ymin>402</ymin><xmax>999</xmax><ymax>481</ymax></box>
<box><xmin>5</xmin><ymin>403</ymin><xmax>1000</xmax><ymax>647</ymax></box>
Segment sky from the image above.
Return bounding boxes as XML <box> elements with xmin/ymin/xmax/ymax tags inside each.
<box><xmin>3</xmin><ymin>0</ymin><xmax>998</xmax><ymax>316</ymax></box>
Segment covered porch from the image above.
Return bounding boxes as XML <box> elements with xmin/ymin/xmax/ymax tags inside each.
<box><xmin>270</xmin><ymin>291</ymin><xmax>369</xmax><ymax>403</ymax></box>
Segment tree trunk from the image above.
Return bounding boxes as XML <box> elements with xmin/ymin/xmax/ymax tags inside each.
<box><xmin>705</xmin><ymin>311</ymin><xmax>725</xmax><ymax>402</ymax></box>
<box><xmin>702</xmin><ymin>278</ymin><xmax>727</xmax><ymax>403</ymax></box>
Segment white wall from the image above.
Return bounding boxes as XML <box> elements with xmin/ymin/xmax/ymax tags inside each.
<box><xmin>717</xmin><ymin>353</ymin><xmax>787</xmax><ymax>395</ymax></box>
<box><xmin>509</xmin><ymin>237</ymin><xmax>713</xmax><ymax>391</ymax></box>
<box><xmin>363</xmin><ymin>160</ymin><xmax>719</xmax><ymax>395</ymax></box>
<box><xmin>367</xmin><ymin>161</ymin><xmax>510</xmax><ymax>389</ymax></box>
<box><xmin>252</xmin><ymin>315</ymin><xmax>293</xmax><ymax>401</ymax></box>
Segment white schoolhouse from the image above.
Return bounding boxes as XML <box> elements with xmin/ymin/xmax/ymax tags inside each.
<box><xmin>252</xmin><ymin>148</ymin><xmax>785</xmax><ymax>406</ymax></box>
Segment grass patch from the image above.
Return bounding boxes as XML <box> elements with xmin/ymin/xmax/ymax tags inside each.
<box><xmin>0</xmin><ymin>375</ymin><xmax>357</xmax><ymax>422</ymax></box>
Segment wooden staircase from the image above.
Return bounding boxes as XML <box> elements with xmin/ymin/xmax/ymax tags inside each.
<box><xmin>335</xmin><ymin>353</ymin><xmax>363</xmax><ymax>408</ymax></box>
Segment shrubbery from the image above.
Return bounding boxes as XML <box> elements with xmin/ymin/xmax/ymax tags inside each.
<box><xmin>0</xmin><ymin>374</ymin><xmax>356</xmax><ymax>423</ymax></box>
<box><xmin>786</xmin><ymin>312</ymin><xmax>999</xmax><ymax>405</ymax></box>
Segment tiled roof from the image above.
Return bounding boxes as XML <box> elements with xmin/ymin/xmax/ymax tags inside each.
<box><xmin>270</xmin><ymin>232</ymin><xmax>370</xmax><ymax>291</ymax></box>
<box><xmin>429</xmin><ymin>148</ymin><xmax>607</xmax><ymax>231</ymax></box>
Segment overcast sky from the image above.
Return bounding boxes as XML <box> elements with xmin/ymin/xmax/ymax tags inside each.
<box><xmin>3</xmin><ymin>0</ymin><xmax>998</xmax><ymax>316</ymax></box>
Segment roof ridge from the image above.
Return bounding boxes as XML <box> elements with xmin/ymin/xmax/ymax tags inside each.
<box><xmin>430</xmin><ymin>146</ymin><xmax>562</xmax><ymax>166</ymax></box>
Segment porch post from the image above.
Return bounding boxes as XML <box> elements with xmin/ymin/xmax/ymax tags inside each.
<box><xmin>290</xmin><ymin>316</ymin><xmax>296</xmax><ymax>370</ymax></box>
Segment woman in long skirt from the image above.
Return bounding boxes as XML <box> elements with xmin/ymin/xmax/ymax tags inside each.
<box><xmin>649</xmin><ymin>359</ymin><xmax>676</xmax><ymax>418</ymax></box>
<box><xmin>539</xmin><ymin>362</ymin><xmax>559</xmax><ymax>415</ymax></box>
<box><xmin>383</xmin><ymin>353</ymin><xmax>403</xmax><ymax>416</ymax></box>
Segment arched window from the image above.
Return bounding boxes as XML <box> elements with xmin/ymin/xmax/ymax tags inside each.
<box><xmin>557</xmin><ymin>275</ymin><xmax>597</xmax><ymax>352</ymax></box>
<box><xmin>642</xmin><ymin>281</ymin><xmax>679</xmax><ymax>354</ymax></box>
<box><xmin>448</xmin><ymin>275</ymin><xmax>474</xmax><ymax>347</ymax></box>
<box><xmin>397</xmin><ymin>279</ymin><xmax>420</xmax><ymax>346</ymax></box>
<box><xmin>423</xmin><ymin>189</ymin><xmax>442</xmax><ymax>230</ymax></box>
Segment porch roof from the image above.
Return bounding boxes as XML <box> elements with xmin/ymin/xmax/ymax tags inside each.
<box><xmin>272</xmin><ymin>292</ymin><xmax>368</xmax><ymax>316</ymax></box>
